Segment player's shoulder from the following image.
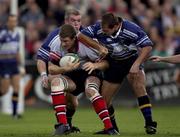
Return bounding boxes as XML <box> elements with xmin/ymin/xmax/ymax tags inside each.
<box><xmin>87</xmin><ymin>21</ymin><xmax>101</xmax><ymax>30</ymax></box>
<box><xmin>123</xmin><ymin>20</ymin><xmax>141</xmax><ymax>30</ymax></box>
<box><xmin>42</xmin><ymin>27</ymin><xmax>60</xmax><ymax>48</ymax></box>
<box><xmin>122</xmin><ymin>19</ymin><xmax>144</xmax><ymax>35</ymax></box>
<box><xmin>49</xmin><ymin>27</ymin><xmax>60</xmax><ymax>38</ymax></box>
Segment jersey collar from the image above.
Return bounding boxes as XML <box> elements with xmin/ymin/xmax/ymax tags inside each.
<box><xmin>109</xmin><ymin>24</ymin><xmax>122</xmax><ymax>39</ymax></box>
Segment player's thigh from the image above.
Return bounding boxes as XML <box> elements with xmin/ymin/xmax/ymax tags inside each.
<box><xmin>101</xmin><ymin>80</ymin><xmax>121</xmax><ymax>106</ymax></box>
<box><xmin>0</xmin><ymin>77</ymin><xmax>11</xmax><ymax>93</ymax></box>
<box><xmin>11</xmin><ymin>74</ymin><xmax>21</xmax><ymax>92</ymax></box>
<box><xmin>127</xmin><ymin>70</ymin><xmax>147</xmax><ymax>96</ymax></box>
<box><xmin>62</xmin><ymin>75</ymin><xmax>76</xmax><ymax>92</ymax></box>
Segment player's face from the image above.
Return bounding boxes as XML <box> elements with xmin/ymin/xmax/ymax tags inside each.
<box><xmin>7</xmin><ymin>16</ymin><xmax>17</xmax><ymax>30</ymax></box>
<box><xmin>65</xmin><ymin>15</ymin><xmax>81</xmax><ymax>31</ymax></box>
<box><xmin>102</xmin><ymin>25</ymin><xmax>117</xmax><ymax>36</ymax></box>
<box><xmin>60</xmin><ymin>37</ymin><xmax>75</xmax><ymax>50</ymax></box>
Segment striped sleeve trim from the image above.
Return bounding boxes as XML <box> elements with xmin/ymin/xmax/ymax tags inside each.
<box><xmin>136</xmin><ymin>36</ymin><xmax>149</xmax><ymax>46</ymax></box>
<box><xmin>49</xmin><ymin>51</ymin><xmax>61</xmax><ymax>61</ymax></box>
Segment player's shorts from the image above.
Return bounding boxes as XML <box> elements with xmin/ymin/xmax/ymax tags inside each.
<box><xmin>104</xmin><ymin>54</ymin><xmax>143</xmax><ymax>83</ymax></box>
<box><xmin>0</xmin><ymin>62</ymin><xmax>19</xmax><ymax>78</ymax></box>
<box><xmin>64</xmin><ymin>69</ymin><xmax>102</xmax><ymax>96</ymax></box>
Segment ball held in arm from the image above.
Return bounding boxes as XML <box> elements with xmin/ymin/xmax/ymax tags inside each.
<box><xmin>59</xmin><ymin>53</ymin><xmax>79</xmax><ymax>67</ymax></box>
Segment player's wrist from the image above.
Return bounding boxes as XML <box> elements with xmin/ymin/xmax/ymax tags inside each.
<box><xmin>41</xmin><ymin>72</ymin><xmax>47</xmax><ymax>76</ymax></box>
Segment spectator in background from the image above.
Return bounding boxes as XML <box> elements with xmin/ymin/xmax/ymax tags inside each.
<box><xmin>20</xmin><ymin>0</ymin><xmax>44</xmax><ymax>27</ymax></box>
<box><xmin>46</xmin><ymin>0</ymin><xmax>66</xmax><ymax>27</ymax></box>
<box><xmin>0</xmin><ymin>15</ymin><xmax>25</xmax><ymax>118</ymax></box>
<box><xmin>0</xmin><ymin>0</ymin><xmax>9</xmax><ymax>28</ymax></box>
<box><xmin>25</xmin><ymin>21</ymin><xmax>41</xmax><ymax>59</ymax></box>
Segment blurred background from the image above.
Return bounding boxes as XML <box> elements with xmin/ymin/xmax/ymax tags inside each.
<box><xmin>0</xmin><ymin>0</ymin><xmax>180</xmax><ymax>114</ymax></box>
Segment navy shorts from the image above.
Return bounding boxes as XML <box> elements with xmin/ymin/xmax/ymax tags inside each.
<box><xmin>65</xmin><ymin>69</ymin><xmax>102</xmax><ymax>96</ymax></box>
<box><xmin>0</xmin><ymin>62</ymin><xmax>19</xmax><ymax>78</ymax></box>
<box><xmin>104</xmin><ymin>54</ymin><xmax>143</xmax><ymax>83</ymax></box>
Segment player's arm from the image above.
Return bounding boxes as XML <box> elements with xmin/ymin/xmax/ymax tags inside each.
<box><xmin>16</xmin><ymin>52</ymin><xmax>26</xmax><ymax>75</ymax></box>
<box><xmin>37</xmin><ymin>59</ymin><xmax>47</xmax><ymax>75</ymax></box>
<box><xmin>36</xmin><ymin>47</ymin><xmax>50</xmax><ymax>88</ymax></box>
<box><xmin>130</xmin><ymin>27</ymin><xmax>153</xmax><ymax>73</ymax></box>
<box><xmin>135</xmin><ymin>46</ymin><xmax>152</xmax><ymax>65</ymax></box>
<box><xmin>82</xmin><ymin>60</ymin><xmax>109</xmax><ymax>74</ymax></box>
<box><xmin>78</xmin><ymin>33</ymin><xmax>108</xmax><ymax>58</ymax></box>
<box><xmin>48</xmin><ymin>61</ymin><xmax>80</xmax><ymax>75</ymax></box>
<box><xmin>149</xmin><ymin>55</ymin><xmax>180</xmax><ymax>64</ymax></box>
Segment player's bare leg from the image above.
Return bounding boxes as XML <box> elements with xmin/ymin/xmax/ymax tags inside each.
<box><xmin>66</xmin><ymin>93</ymin><xmax>80</xmax><ymax>133</ymax></box>
<box><xmin>50</xmin><ymin>76</ymin><xmax>73</xmax><ymax>135</ymax></box>
<box><xmin>127</xmin><ymin>70</ymin><xmax>157</xmax><ymax>134</ymax></box>
<box><xmin>85</xmin><ymin>76</ymin><xmax>119</xmax><ymax>135</ymax></box>
<box><xmin>11</xmin><ymin>74</ymin><xmax>21</xmax><ymax>118</ymax></box>
<box><xmin>0</xmin><ymin>77</ymin><xmax>10</xmax><ymax>96</ymax></box>
<box><xmin>49</xmin><ymin>74</ymin><xmax>80</xmax><ymax>132</ymax></box>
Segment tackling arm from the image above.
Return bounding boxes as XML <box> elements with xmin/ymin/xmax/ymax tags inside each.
<box><xmin>77</xmin><ymin>33</ymin><xmax>108</xmax><ymax>58</ymax></box>
<box><xmin>48</xmin><ymin>61</ymin><xmax>80</xmax><ymax>75</ymax></box>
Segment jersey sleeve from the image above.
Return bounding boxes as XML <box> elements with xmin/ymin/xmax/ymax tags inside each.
<box><xmin>36</xmin><ymin>46</ymin><xmax>50</xmax><ymax>62</ymax></box>
<box><xmin>124</xmin><ymin>20</ymin><xmax>153</xmax><ymax>48</ymax></box>
<box><xmin>36</xmin><ymin>28</ymin><xmax>59</xmax><ymax>62</ymax></box>
<box><xmin>49</xmin><ymin>51</ymin><xmax>61</xmax><ymax>66</ymax></box>
<box><xmin>135</xmin><ymin>29</ymin><xmax>153</xmax><ymax>48</ymax></box>
<box><xmin>129</xmin><ymin>22</ymin><xmax>153</xmax><ymax>48</ymax></box>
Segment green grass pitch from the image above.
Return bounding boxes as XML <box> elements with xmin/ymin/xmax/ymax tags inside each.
<box><xmin>0</xmin><ymin>106</ymin><xmax>180</xmax><ymax>137</ymax></box>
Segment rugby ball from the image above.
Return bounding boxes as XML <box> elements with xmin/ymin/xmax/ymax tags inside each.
<box><xmin>59</xmin><ymin>53</ymin><xmax>79</xmax><ymax>67</ymax></box>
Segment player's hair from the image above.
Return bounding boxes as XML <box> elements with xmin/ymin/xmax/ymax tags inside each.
<box><xmin>59</xmin><ymin>24</ymin><xmax>76</xmax><ymax>39</ymax></box>
<box><xmin>65</xmin><ymin>8</ymin><xmax>81</xmax><ymax>19</ymax></box>
<box><xmin>101</xmin><ymin>13</ymin><xmax>122</xmax><ymax>29</ymax></box>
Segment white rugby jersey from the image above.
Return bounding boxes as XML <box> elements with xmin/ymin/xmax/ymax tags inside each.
<box><xmin>49</xmin><ymin>40</ymin><xmax>100</xmax><ymax>68</ymax></box>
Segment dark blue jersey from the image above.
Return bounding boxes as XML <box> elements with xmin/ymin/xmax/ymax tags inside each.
<box><xmin>36</xmin><ymin>28</ymin><xmax>60</xmax><ymax>63</ymax></box>
<box><xmin>81</xmin><ymin>20</ymin><xmax>153</xmax><ymax>60</ymax></box>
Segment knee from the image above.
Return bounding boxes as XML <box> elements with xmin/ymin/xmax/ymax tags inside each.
<box><xmin>51</xmin><ymin>77</ymin><xmax>65</xmax><ymax>92</ymax></box>
<box><xmin>85</xmin><ymin>76</ymin><xmax>101</xmax><ymax>101</ymax></box>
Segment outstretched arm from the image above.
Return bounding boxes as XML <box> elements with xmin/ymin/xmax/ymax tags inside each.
<box><xmin>149</xmin><ymin>55</ymin><xmax>180</xmax><ymax>64</ymax></box>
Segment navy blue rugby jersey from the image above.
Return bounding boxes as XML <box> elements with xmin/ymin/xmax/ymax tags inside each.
<box><xmin>36</xmin><ymin>28</ymin><xmax>60</xmax><ymax>63</ymax></box>
<box><xmin>0</xmin><ymin>27</ymin><xmax>20</xmax><ymax>63</ymax></box>
<box><xmin>81</xmin><ymin>20</ymin><xmax>153</xmax><ymax>60</ymax></box>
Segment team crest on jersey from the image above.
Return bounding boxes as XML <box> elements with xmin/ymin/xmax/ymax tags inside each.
<box><xmin>106</xmin><ymin>38</ymin><xmax>112</xmax><ymax>42</ymax></box>
<box><xmin>114</xmin><ymin>45</ymin><xmax>123</xmax><ymax>52</ymax></box>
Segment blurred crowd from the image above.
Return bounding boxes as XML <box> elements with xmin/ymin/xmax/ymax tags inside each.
<box><xmin>0</xmin><ymin>0</ymin><xmax>180</xmax><ymax>62</ymax></box>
